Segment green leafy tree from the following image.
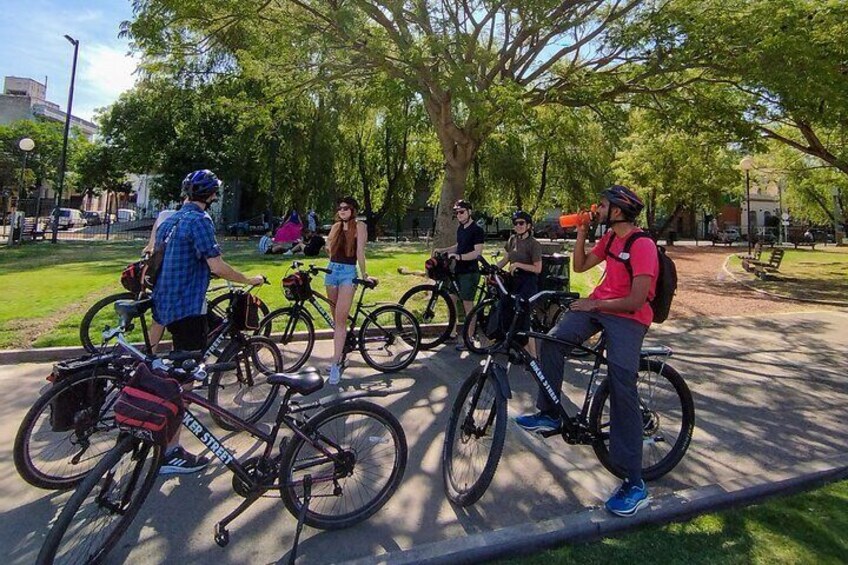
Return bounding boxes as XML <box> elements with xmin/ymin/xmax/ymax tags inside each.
<box><xmin>124</xmin><ymin>0</ymin><xmax>699</xmax><ymax>245</ymax></box>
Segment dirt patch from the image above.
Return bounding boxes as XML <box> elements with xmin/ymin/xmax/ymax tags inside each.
<box><xmin>664</xmin><ymin>246</ymin><xmax>833</xmax><ymax>319</ymax></box>
<box><xmin>3</xmin><ymin>288</ymin><xmax>110</xmax><ymax>349</ymax></box>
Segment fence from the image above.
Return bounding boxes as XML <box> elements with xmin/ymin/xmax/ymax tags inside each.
<box><xmin>2</xmin><ymin>199</ymin><xmax>155</xmax><ymax>243</ymax></box>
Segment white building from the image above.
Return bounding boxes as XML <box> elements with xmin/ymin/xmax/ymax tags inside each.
<box><xmin>0</xmin><ymin>76</ymin><xmax>98</xmax><ymax>139</ymax></box>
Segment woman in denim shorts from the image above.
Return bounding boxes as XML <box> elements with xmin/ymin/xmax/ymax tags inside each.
<box><xmin>325</xmin><ymin>196</ymin><xmax>370</xmax><ymax>384</ymax></box>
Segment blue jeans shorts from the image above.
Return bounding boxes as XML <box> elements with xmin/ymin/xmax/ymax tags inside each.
<box><xmin>324</xmin><ymin>261</ymin><xmax>357</xmax><ymax>287</ymax></box>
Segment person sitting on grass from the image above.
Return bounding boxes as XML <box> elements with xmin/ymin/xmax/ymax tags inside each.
<box><xmin>282</xmin><ymin>229</ymin><xmax>325</xmax><ymax>257</ymax></box>
<box><xmin>259</xmin><ymin>210</ymin><xmax>302</xmax><ymax>254</ymax></box>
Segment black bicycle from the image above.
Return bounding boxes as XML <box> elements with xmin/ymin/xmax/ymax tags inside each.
<box><xmin>442</xmin><ymin>289</ymin><xmax>694</xmax><ymax>506</ymax></box>
<box><xmin>36</xmin><ymin>308</ymin><xmax>407</xmax><ymax>565</ymax></box>
<box><xmin>79</xmin><ymin>281</ymin><xmax>271</xmax><ymax>354</ymax></box>
<box><xmin>14</xmin><ymin>284</ymin><xmax>281</xmax><ymax>490</ymax></box>
<box><xmin>258</xmin><ymin>262</ymin><xmax>421</xmax><ymax>373</ymax></box>
<box><xmin>398</xmin><ymin>252</ymin><xmax>492</xmax><ymax>349</ymax></box>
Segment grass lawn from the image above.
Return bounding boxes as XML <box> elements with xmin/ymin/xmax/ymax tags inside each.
<box><xmin>501</xmin><ymin>479</ymin><xmax>848</xmax><ymax>565</ymax></box>
<box><xmin>0</xmin><ymin>239</ymin><xmax>599</xmax><ymax>349</ymax></box>
<box><xmin>726</xmin><ymin>247</ymin><xmax>848</xmax><ymax>303</ymax></box>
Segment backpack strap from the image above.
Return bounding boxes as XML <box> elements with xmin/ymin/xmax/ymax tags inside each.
<box><xmin>606</xmin><ymin>230</ymin><xmax>653</xmax><ymax>281</ymax></box>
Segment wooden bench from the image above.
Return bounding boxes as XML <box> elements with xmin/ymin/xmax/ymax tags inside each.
<box><xmin>737</xmin><ymin>242</ymin><xmax>762</xmax><ymax>261</ymax></box>
<box><xmin>791</xmin><ymin>239</ymin><xmax>816</xmax><ymax>250</ymax></box>
<box><xmin>22</xmin><ymin>217</ymin><xmax>46</xmax><ymax>241</ymax></box>
<box><xmin>742</xmin><ymin>248</ymin><xmax>784</xmax><ymax>280</ymax></box>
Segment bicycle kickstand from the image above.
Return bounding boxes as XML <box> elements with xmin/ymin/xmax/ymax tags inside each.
<box><xmin>289</xmin><ymin>474</ymin><xmax>312</xmax><ymax>565</ymax></box>
<box><xmin>214</xmin><ymin>490</ymin><xmax>264</xmax><ymax>548</ymax></box>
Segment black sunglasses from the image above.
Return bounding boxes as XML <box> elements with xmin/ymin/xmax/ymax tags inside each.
<box><xmin>513</xmin><ymin>220</ymin><xmax>527</xmax><ymax>226</ymax></box>
<box><xmin>338</xmin><ymin>205</ymin><xmax>352</xmax><ymax>211</ymax></box>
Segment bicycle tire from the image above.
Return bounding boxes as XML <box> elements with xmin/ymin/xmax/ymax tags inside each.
<box><xmin>36</xmin><ymin>435</ymin><xmax>163</xmax><ymax>565</ymax></box>
<box><xmin>208</xmin><ymin>335</ymin><xmax>283</xmax><ymax>430</ymax></box>
<box><xmin>398</xmin><ymin>284</ymin><xmax>456</xmax><ymax>350</ymax></box>
<box><xmin>461</xmin><ymin>298</ymin><xmax>501</xmax><ymax>354</ymax></box>
<box><xmin>357</xmin><ymin>304</ymin><xmax>420</xmax><ymax>372</ymax></box>
<box><xmin>279</xmin><ymin>400</ymin><xmax>407</xmax><ymax>530</ymax></box>
<box><xmin>589</xmin><ymin>358</ymin><xmax>695</xmax><ymax>481</ymax></box>
<box><xmin>14</xmin><ymin>369</ymin><xmax>124</xmax><ymax>490</ymax></box>
<box><xmin>79</xmin><ymin>292</ymin><xmax>139</xmax><ymax>353</ymax></box>
<box><xmin>256</xmin><ymin>307</ymin><xmax>315</xmax><ymax>372</ymax></box>
<box><xmin>442</xmin><ymin>367</ymin><xmax>507</xmax><ymax>506</ymax></box>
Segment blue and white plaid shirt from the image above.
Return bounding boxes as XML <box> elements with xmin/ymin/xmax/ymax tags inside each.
<box><xmin>151</xmin><ymin>203</ymin><xmax>222</xmax><ymax>326</ymax></box>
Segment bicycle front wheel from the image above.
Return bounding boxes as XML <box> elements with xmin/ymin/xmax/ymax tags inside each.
<box><xmin>398</xmin><ymin>284</ymin><xmax>456</xmax><ymax>349</ymax></box>
<box><xmin>256</xmin><ymin>307</ymin><xmax>315</xmax><ymax>371</ymax></box>
<box><xmin>79</xmin><ymin>292</ymin><xmax>145</xmax><ymax>353</ymax></box>
<box><xmin>357</xmin><ymin>305</ymin><xmax>420</xmax><ymax>372</ymax></box>
<box><xmin>279</xmin><ymin>400</ymin><xmax>407</xmax><ymax>530</ymax></box>
<box><xmin>442</xmin><ymin>367</ymin><xmax>507</xmax><ymax>506</ymax></box>
<box><xmin>589</xmin><ymin>358</ymin><xmax>695</xmax><ymax>481</ymax></box>
<box><xmin>462</xmin><ymin>299</ymin><xmax>500</xmax><ymax>354</ymax></box>
<box><xmin>14</xmin><ymin>370</ymin><xmax>123</xmax><ymax>490</ymax></box>
<box><xmin>208</xmin><ymin>336</ymin><xmax>283</xmax><ymax>430</ymax></box>
<box><xmin>37</xmin><ymin>435</ymin><xmax>163</xmax><ymax>565</ymax></box>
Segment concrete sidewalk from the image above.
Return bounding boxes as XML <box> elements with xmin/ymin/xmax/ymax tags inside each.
<box><xmin>1</xmin><ymin>310</ymin><xmax>847</xmax><ymax>564</ymax></box>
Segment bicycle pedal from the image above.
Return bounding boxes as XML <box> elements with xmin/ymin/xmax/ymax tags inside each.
<box><xmin>537</xmin><ymin>428</ymin><xmax>562</xmax><ymax>438</ymax></box>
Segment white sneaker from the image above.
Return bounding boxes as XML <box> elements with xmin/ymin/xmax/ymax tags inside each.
<box><xmin>328</xmin><ymin>364</ymin><xmax>341</xmax><ymax>385</ymax></box>
<box><xmin>283</xmin><ymin>250</ymin><xmax>293</xmax><ymax>256</ymax></box>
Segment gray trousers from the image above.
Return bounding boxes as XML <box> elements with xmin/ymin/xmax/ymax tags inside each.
<box><xmin>537</xmin><ymin>311</ymin><xmax>648</xmax><ymax>483</ymax></box>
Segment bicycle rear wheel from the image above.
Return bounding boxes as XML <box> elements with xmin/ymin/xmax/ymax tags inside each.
<box><xmin>36</xmin><ymin>435</ymin><xmax>162</xmax><ymax>565</ymax></box>
<box><xmin>208</xmin><ymin>336</ymin><xmax>283</xmax><ymax>430</ymax></box>
<box><xmin>357</xmin><ymin>305</ymin><xmax>420</xmax><ymax>372</ymax></box>
<box><xmin>279</xmin><ymin>400</ymin><xmax>407</xmax><ymax>530</ymax></box>
<box><xmin>79</xmin><ymin>292</ymin><xmax>146</xmax><ymax>353</ymax></box>
<box><xmin>589</xmin><ymin>358</ymin><xmax>695</xmax><ymax>481</ymax></box>
<box><xmin>398</xmin><ymin>284</ymin><xmax>456</xmax><ymax>349</ymax></box>
<box><xmin>442</xmin><ymin>367</ymin><xmax>507</xmax><ymax>506</ymax></box>
<box><xmin>14</xmin><ymin>370</ymin><xmax>123</xmax><ymax>490</ymax></box>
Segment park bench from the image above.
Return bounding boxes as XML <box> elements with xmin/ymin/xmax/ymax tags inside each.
<box><xmin>791</xmin><ymin>238</ymin><xmax>816</xmax><ymax>250</ymax></box>
<box><xmin>737</xmin><ymin>242</ymin><xmax>762</xmax><ymax>261</ymax></box>
<box><xmin>21</xmin><ymin>217</ymin><xmax>46</xmax><ymax>241</ymax></box>
<box><xmin>742</xmin><ymin>248</ymin><xmax>784</xmax><ymax>280</ymax></box>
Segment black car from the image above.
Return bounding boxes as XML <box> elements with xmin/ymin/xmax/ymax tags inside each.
<box><xmin>82</xmin><ymin>211</ymin><xmax>102</xmax><ymax>226</ymax></box>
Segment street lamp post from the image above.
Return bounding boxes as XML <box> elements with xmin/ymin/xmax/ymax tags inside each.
<box><xmin>52</xmin><ymin>34</ymin><xmax>80</xmax><ymax>244</ymax></box>
<box><xmin>739</xmin><ymin>156</ymin><xmax>755</xmax><ymax>255</ymax></box>
<box><xmin>8</xmin><ymin>137</ymin><xmax>35</xmax><ymax>245</ymax></box>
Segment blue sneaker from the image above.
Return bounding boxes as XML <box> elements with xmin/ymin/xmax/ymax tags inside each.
<box><xmin>514</xmin><ymin>412</ymin><xmax>561</xmax><ymax>432</ymax></box>
<box><xmin>605</xmin><ymin>479</ymin><xmax>649</xmax><ymax>516</ymax></box>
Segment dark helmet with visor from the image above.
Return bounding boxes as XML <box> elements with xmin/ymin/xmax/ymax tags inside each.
<box><xmin>601</xmin><ymin>185</ymin><xmax>644</xmax><ymax>220</ymax></box>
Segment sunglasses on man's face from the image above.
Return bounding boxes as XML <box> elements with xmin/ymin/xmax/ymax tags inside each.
<box><xmin>513</xmin><ymin>220</ymin><xmax>527</xmax><ymax>226</ymax></box>
<box><xmin>338</xmin><ymin>205</ymin><xmax>352</xmax><ymax>211</ymax></box>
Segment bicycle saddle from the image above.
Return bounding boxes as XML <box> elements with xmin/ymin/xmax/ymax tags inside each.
<box><xmin>267</xmin><ymin>366</ymin><xmax>324</xmax><ymax>395</ymax></box>
<box><xmin>354</xmin><ymin>277</ymin><xmax>378</xmax><ymax>289</ymax></box>
<box><xmin>113</xmin><ymin>299</ymin><xmax>153</xmax><ymax>325</ymax></box>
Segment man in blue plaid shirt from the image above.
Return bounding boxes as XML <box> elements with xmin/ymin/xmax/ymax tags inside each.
<box><xmin>152</xmin><ymin>169</ymin><xmax>264</xmax><ymax>475</ymax></box>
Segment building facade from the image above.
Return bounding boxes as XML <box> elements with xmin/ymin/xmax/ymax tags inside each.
<box><xmin>0</xmin><ymin>76</ymin><xmax>98</xmax><ymax>139</ymax></box>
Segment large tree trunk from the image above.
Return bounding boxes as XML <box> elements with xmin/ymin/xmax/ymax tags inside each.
<box><xmin>433</xmin><ymin>161</ymin><xmax>472</xmax><ymax>248</ymax></box>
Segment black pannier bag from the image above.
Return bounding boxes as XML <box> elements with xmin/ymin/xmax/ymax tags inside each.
<box><xmin>231</xmin><ymin>292</ymin><xmax>262</xmax><ymax>332</ymax></box>
<box><xmin>48</xmin><ymin>354</ymin><xmax>116</xmax><ymax>432</ymax></box>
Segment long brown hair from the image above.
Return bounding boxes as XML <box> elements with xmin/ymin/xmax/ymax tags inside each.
<box><xmin>328</xmin><ymin>206</ymin><xmax>357</xmax><ymax>258</ymax></box>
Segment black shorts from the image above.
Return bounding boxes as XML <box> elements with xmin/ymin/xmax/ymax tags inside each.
<box><xmin>167</xmin><ymin>315</ymin><xmax>208</xmax><ymax>352</ymax></box>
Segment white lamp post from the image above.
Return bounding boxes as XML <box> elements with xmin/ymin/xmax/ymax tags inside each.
<box><xmin>8</xmin><ymin>137</ymin><xmax>35</xmax><ymax>245</ymax></box>
<box><xmin>739</xmin><ymin>157</ymin><xmax>755</xmax><ymax>255</ymax></box>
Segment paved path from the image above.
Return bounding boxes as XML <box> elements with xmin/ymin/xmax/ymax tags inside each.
<box><xmin>2</xmin><ymin>310</ymin><xmax>847</xmax><ymax>564</ymax></box>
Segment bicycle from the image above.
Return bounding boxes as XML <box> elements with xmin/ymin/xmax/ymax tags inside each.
<box><xmin>14</xmin><ymin>283</ymin><xmax>282</xmax><ymax>490</ymax></box>
<box><xmin>461</xmin><ymin>262</ymin><xmax>601</xmax><ymax>355</ymax></box>
<box><xmin>257</xmin><ymin>261</ymin><xmax>421</xmax><ymax>373</ymax></box>
<box><xmin>398</xmin><ymin>251</ymin><xmax>496</xmax><ymax>349</ymax></box>
<box><xmin>36</xmin><ymin>309</ymin><xmax>407</xmax><ymax>565</ymax></box>
<box><xmin>79</xmin><ymin>281</ymin><xmax>271</xmax><ymax>354</ymax></box>
<box><xmin>442</xmin><ymin>288</ymin><xmax>694</xmax><ymax>506</ymax></box>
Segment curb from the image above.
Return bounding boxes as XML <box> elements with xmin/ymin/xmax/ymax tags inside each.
<box><xmin>0</xmin><ymin>324</ymin><xmax>452</xmax><ymax>366</ymax></box>
<box><xmin>340</xmin><ymin>454</ymin><xmax>848</xmax><ymax>565</ymax></box>
<box><xmin>722</xmin><ymin>255</ymin><xmax>848</xmax><ymax>308</ymax></box>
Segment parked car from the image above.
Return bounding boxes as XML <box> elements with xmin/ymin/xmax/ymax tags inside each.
<box><xmin>49</xmin><ymin>208</ymin><xmax>84</xmax><ymax>229</ymax></box>
<box><xmin>227</xmin><ymin>215</ymin><xmax>270</xmax><ymax>236</ymax></box>
<box><xmin>82</xmin><ymin>211</ymin><xmax>102</xmax><ymax>226</ymax></box>
<box><xmin>533</xmin><ymin>217</ymin><xmax>566</xmax><ymax>240</ymax></box>
<box><xmin>712</xmin><ymin>227</ymin><xmax>741</xmax><ymax>244</ymax></box>
<box><xmin>116</xmin><ymin>208</ymin><xmax>137</xmax><ymax>222</ymax></box>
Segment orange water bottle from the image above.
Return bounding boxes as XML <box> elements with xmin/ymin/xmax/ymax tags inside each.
<box><xmin>559</xmin><ymin>204</ymin><xmax>597</xmax><ymax>228</ymax></box>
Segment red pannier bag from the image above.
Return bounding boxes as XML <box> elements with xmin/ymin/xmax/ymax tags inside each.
<box><xmin>114</xmin><ymin>364</ymin><xmax>184</xmax><ymax>445</ymax></box>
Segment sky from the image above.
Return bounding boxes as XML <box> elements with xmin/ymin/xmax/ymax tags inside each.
<box><xmin>0</xmin><ymin>0</ymin><xmax>138</xmax><ymax>122</ymax></box>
